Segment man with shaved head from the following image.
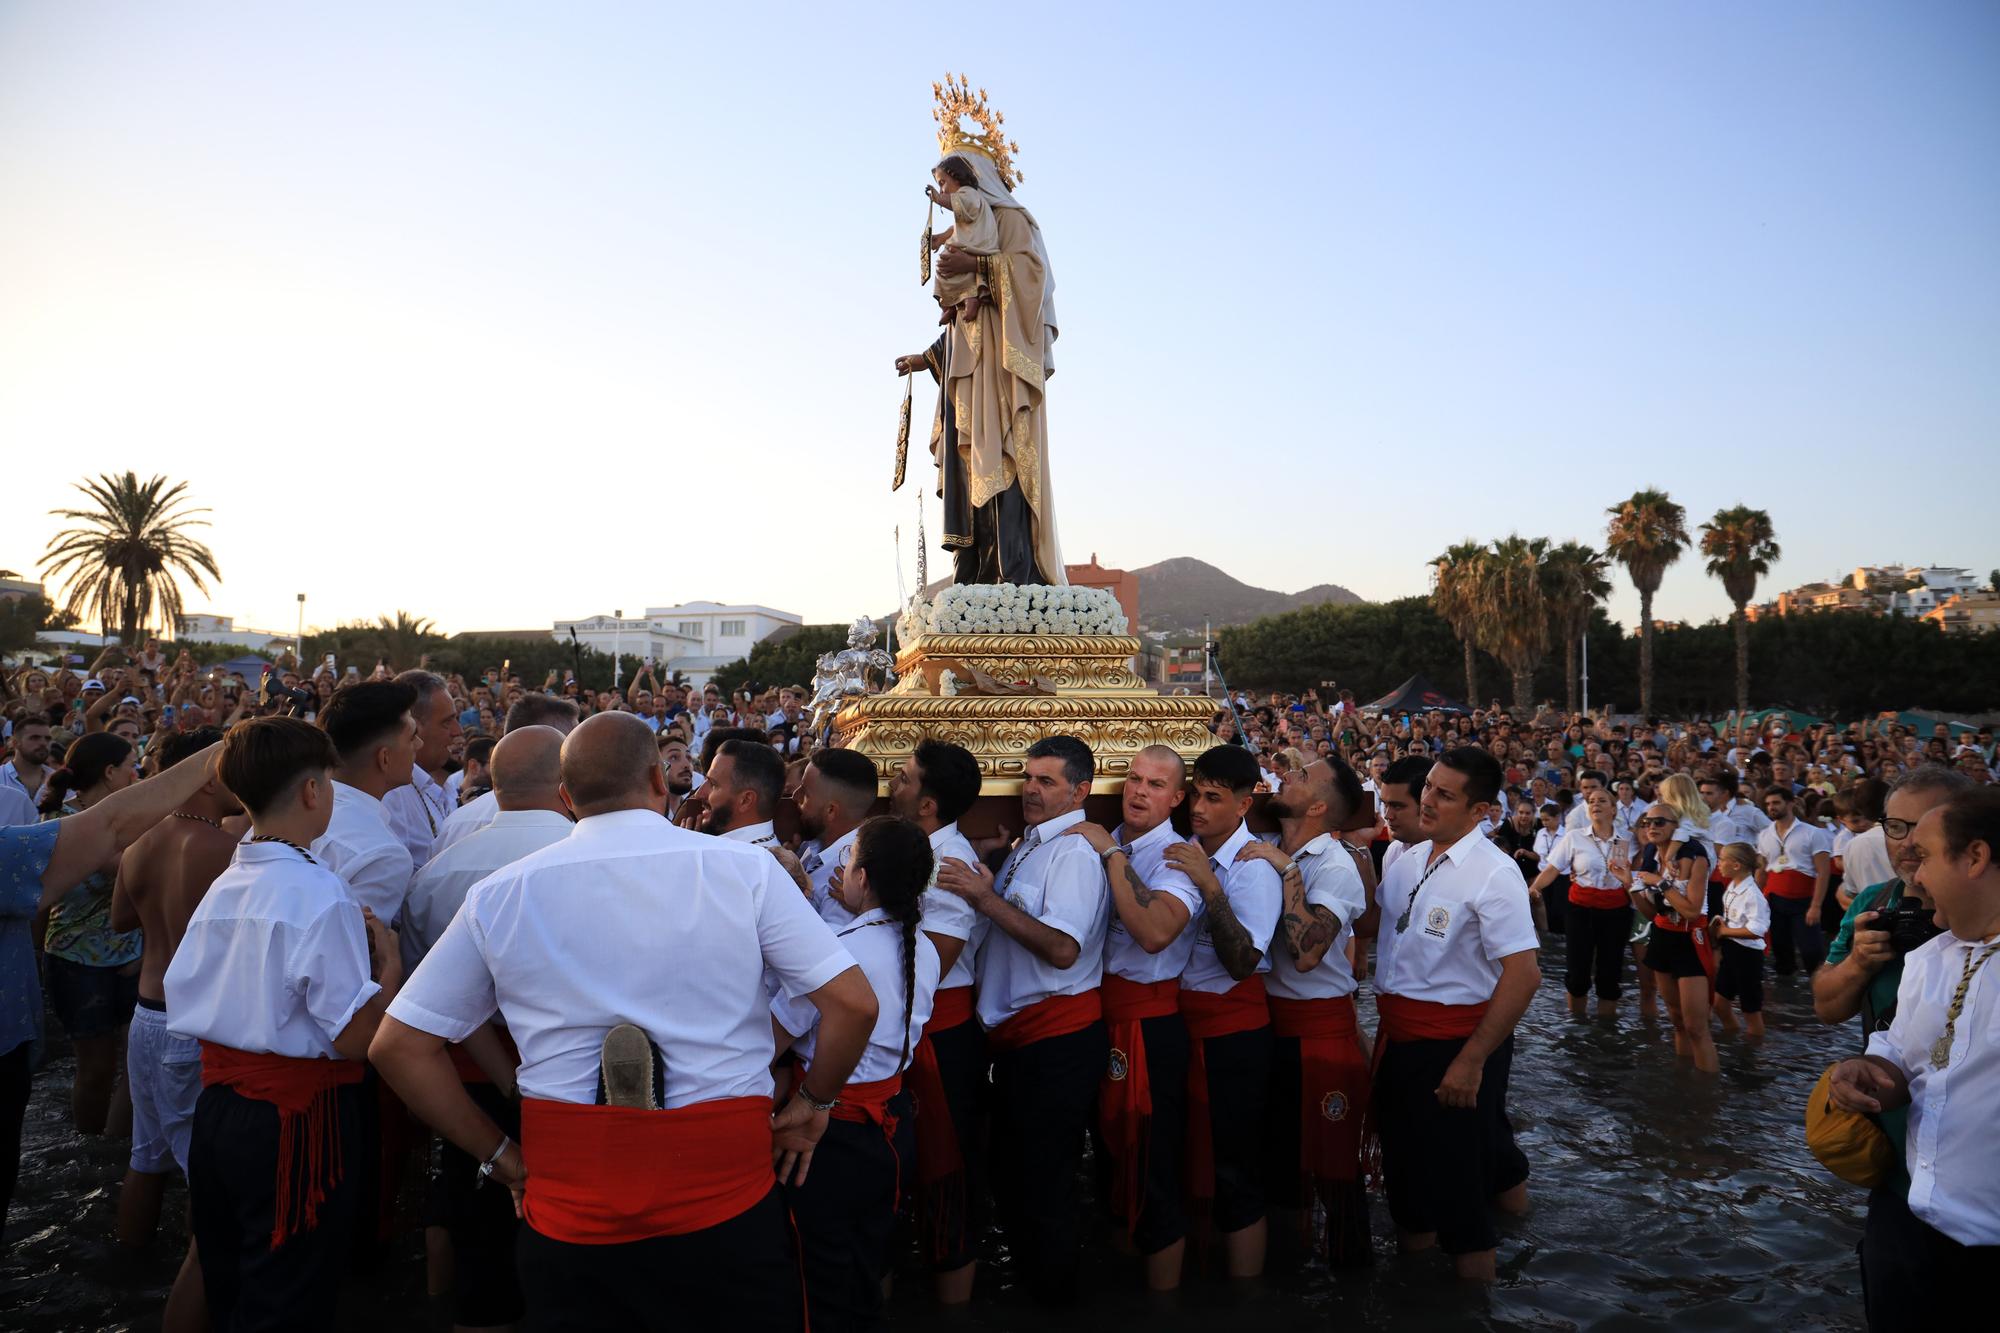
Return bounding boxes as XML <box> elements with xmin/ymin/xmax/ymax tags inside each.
<box><xmin>398</xmin><ymin>723</ymin><xmax>574</xmax><ymax>1332</ymax></box>
<box><xmin>430</xmin><ymin>694</ymin><xmax>582</xmax><ymax>858</ymax></box>
<box><xmin>373</xmin><ymin>712</ymin><xmax>876</xmax><ymax>1329</ymax></box>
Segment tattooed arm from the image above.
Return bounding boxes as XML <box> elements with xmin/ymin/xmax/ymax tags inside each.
<box><xmin>1065</xmin><ymin>822</ymin><xmax>1190</xmax><ymax>953</ymax></box>
<box><xmin>1237</xmin><ymin>841</ymin><xmax>1338</xmax><ymax>971</ymax></box>
<box><xmin>1166</xmin><ymin>843</ymin><xmax>1265</xmax><ymax>980</ymax></box>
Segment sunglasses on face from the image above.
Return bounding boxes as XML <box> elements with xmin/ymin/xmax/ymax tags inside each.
<box><xmin>1638</xmin><ymin>816</ymin><xmax>1676</xmax><ymax>829</ymax></box>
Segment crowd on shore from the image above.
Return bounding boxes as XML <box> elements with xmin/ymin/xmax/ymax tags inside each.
<box><xmin>1</xmin><ymin>643</ymin><xmax>1995</xmax><ymax>1332</ymax></box>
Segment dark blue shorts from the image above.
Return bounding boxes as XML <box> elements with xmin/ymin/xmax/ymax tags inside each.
<box><xmin>44</xmin><ymin>955</ymin><xmax>140</xmax><ymax>1039</ymax></box>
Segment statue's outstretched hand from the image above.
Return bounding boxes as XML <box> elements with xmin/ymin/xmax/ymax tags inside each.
<box><xmin>894</xmin><ymin>354</ymin><xmax>925</xmax><ymax>375</ymax></box>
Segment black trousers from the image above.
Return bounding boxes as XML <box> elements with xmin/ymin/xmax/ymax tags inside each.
<box><xmin>189</xmin><ymin>1081</ymin><xmax>365</xmax><ymax>1333</ymax></box>
<box><xmin>785</xmin><ymin>1116</ymin><xmax>899</xmax><ymax>1333</ymax></box>
<box><xmin>924</xmin><ymin>1015</ymin><xmax>986</xmax><ymax>1271</ymax></box>
<box><xmin>516</xmin><ymin>1186</ymin><xmax>803</xmax><ymax>1332</ymax></box>
<box><xmin>1093</xmin><ymin>1010</ymin><xmax>1189</xmax><ymax>1256</ymax></box>
<box><xmin>1861</xmin><ymin>1183</ymin><xmax>1992</xmax><ymax>1332</ymax></box>
<box><xmin>990</xmin><ymin>1020</ymin><xmax>1108</xmax><ymax>1304</ymax></box>
<box><xmin>1715</xmin><ymin>944</ymin><xmax>1765</xmax><ymax>1013</ymax></box>
<box><xmin>1541</xmin><ymin>877</ymin><xmax>1569</xmax><ymax>934</ymax></box>
<box><xmin>0</xmin><ymin>1039</ymin><xmax>29</xmax><ymax>1246</ymax></box>
<box><xmin>1564</xmin><ymin>903</ymin><xmax>1631</xmax><ymax>1002</ymax></box>
<box><xmin>1376</xmin><ymin>1035</ymin><xmax>1528</xmax><ymax>1256</ymax></box>
<box><xmin>439</xmin><ymin>1082</ymin><xmax>524</xmax><ymax>1328</ymax></box>
<box><xmin>1767</xmin><ymin>894</ymin><xmax>1826</xmax><ymax>975</ymax></box>
<box><xmin>1195</xmin><ymin>1024</ymin><xmax>1272</xmax><ymax>1234</ymax></box>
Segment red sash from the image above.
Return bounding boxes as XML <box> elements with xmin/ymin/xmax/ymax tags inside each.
<box><xmin>1569</xmin><ymin>884</ymin><xmax>1628</xmax><ymax>910</ymax></box>
<box><xmin>1373</xmin><ymin>993</ymin><xmax>1488</xmax><ymax>1042</ymax></box>
<box><xmin>1098</xmin><ymin>976</ymin><xmax>1180</xmax><ymax>1231</ymax></box>
<box><xmin>827</xmin><ymin>1073</ymin><xmax>902</xmax><ymax>1129</ymax></box>
<box><xmin>199</xmin><ymin>1043</ymin><xmax>366</xmax><ymax>1251</ymax></box>
<box><xmin>905</xmin><ymin>986</ymin><xmax>975</xmax><ymax>1263</ymax></box>
<box><xmin>985</xmin><ymin>989</ymin><xmax>1102</xmax><ymax>1053</ymax></box>
<box><xmin>1267</xmin><ymin>996</ymin><xmax>1369</xmax><ymax>1186</ymax></box>
<box><xmin>520</xmin><ymin>1096</ymin><xmax>772</xmax><ymax>1244</ymax></box>
<box><xmin>1180</xmin><ymin>977</ymin><xmax>1269</xmax><ymax>1210</ymax></box>
<box><xmin>1766</xmin><ymin>867</ymin><xmax>1815</xmax><ymax>900</ymax></box>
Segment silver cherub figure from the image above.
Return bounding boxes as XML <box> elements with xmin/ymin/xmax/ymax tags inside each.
<box><xmin>808</xmin><ymin>616</ymin><xmax>893</xmax><ymax>737</ymax></box>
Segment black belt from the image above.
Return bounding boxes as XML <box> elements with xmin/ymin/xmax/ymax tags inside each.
<box><xmin>137</xmin><ymin>994</ymin><xmax>167</xmax><ymax>1012</ymax></box>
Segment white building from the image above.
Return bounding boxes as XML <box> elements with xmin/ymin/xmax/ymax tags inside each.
<box><xmin>552</xmin><ymin>601</ymin><xmax>801</xmax><ymax>687</ymax></box>
<box><xmin>1855</xmin><ymin>566</ymin><xmax>1984</xmax><ymax>618</ymax></box>
<box><xmin>175</xmin><ymin>613</ymin><xmax>297</xmax><ymax>653</ymax></box>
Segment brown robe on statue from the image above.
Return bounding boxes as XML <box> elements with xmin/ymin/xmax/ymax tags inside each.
<box><xmin>922</xmin><ymin>206</ymin><xmax>1064</xmax><ymax>586</ymax></box>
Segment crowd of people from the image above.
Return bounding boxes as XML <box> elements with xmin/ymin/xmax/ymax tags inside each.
<box><xmin>1</xmin><ymin>643</ymin><xmax>1995</xmax><ymax>1331</ymax></box>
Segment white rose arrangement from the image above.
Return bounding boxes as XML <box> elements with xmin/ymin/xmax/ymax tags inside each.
<box><xmin>898</xmin><ymin>583</ymin><xmax>1130</xmax><ymax>639</ymax></box>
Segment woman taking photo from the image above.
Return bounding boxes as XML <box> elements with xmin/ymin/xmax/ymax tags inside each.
<box><xmin>1528</xmin><ymin>787</ymin><xmax>1633</xmax><ymax>1018</ymax></box>
<box><xmin>1630</xmin><ymin>800</ymin><xmax>1718</xmax><ymax>1073</ymax></box>
<box><xmin>37</xmin><ymin>732</ymin><xmax>144</xmax><ymax>1133</ymax></box>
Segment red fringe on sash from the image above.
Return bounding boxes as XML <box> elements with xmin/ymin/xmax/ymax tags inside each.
<box><xmin>1098</xmin><ymin>976</ymin><xmax>1180</xmax><ymax>1234</ymax></box>
<box><xmin>1268</xmin><ymin>995</ymin><xmax>1372</xmax><ymax>1265</ymax></box>
<box><xmin>199</xmin><ymin>1043</ymin><xmax>365</xmax><ymax>1251</ymax></box>
<box><xmin>906</xmin><ymin>987</ymin><xmax>975</xmax><ymax>1263</ymax></box>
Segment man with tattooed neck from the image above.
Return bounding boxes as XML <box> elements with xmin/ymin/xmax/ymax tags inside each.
<box><xmin>1165</xmin><ymin>745</ymin><xmax>1281</xmax><ymax>1279</ymax></box>
<box><xmin>1235</xmin><ymin>756</ymin><xmax>1375</xmax><ymax>1269</ymax></box>
<box><xmin>1066</xmin><ymin>745</ymin><xmax>1203</xmax><ymax>1290</ymax></box>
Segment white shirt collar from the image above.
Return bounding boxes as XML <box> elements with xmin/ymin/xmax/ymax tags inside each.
<box><xmin>1295</xmin><ymin>830</ymin><xmax>1339</xmax><ymax>860</ymax></box>
<box><xmin>1025</xmin><ymin>807</ymin><xmax>1087</xmax><ymax>841</ymax></box>
<box><xmin>812</xmin><ymin>826</ymin><xmax>859</xmax><ymax>864</ymax></box>
<box><xmin>835</xmin><ymin>905</ymin><xmax>892</xmax><ymax>934</ymax></box>
<box><xmin>1433</xmin><ymin>822</ymin><xmax>1492</xmax><ymax>866</ymax></box>
<box><xmin>1199</xmin><ymin>818</ymin><xmax>1257</xmax><ymax>868</ymax></box>
<box><xmin>929</xmin><ymin>821</ymin><xmax>963</xmax><ymax>849</ymax></box>
<box><xmin>722</xmin><ymin>819</ymin><xmax>777</xmax><ymax>844</ymax></box>
<box><xmin>486</xmin><ymin>807</ymin><xmax>575</xmax><ymax>832</ymax></box>
<box><xmin>570</xmin><ymin>807</ymin><xmax>667</xmax><ymax>840</ymax></box>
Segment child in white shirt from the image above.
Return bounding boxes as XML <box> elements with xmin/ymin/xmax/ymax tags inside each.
<box><xmin>1711</xmin><ymin>842</ymin><xmax>1770</xmax><ymax>1038</ymax></box>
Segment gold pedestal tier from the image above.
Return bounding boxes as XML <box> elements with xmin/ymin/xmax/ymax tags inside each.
<box><xmin>832</xmin><ymin>634</ymin><xmax>1220</xmax><ymax>794</ymax></box>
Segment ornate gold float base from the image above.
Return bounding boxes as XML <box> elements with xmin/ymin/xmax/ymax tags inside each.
<box><xmin>833</xmin><ymin>634</ymin><xmax>1220</xmax><ymax>795</ymax></box>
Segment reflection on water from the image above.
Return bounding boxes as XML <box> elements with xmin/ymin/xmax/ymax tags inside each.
<box><xmin>3</xmin><ymin>939</ymin><xmax>1866</xmax><ymax>1331</ymax></box>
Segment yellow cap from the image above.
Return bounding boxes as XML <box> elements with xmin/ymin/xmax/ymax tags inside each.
<box><xmin>1805</xmin><ymin>1064</ymin><xmax>1896</xmax><ymax>1189</ymax></box>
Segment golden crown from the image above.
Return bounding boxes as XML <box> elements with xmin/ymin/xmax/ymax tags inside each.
<box><xmin>933</xmin><ymin>74</ymin><xmax>1021</xmax><ymax>191</ymax></box>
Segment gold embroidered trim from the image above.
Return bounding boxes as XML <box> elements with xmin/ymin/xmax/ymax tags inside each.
<box><xmin>990</xmin><ymin>257</ymin><xmax>1046</xmax><ymax>391</ymax></box>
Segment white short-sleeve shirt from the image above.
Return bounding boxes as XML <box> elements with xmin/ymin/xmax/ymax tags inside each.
<box><xmin>1757</xmin><ymin>819</ymin><xmax>1829</xmax><ymax>874</ymax></box>
<box><xmin>1102</xmin><ymin>818</ymin><xmax>1204</xmax><ymax>985</ymax></box>
<box><xmin>432</xmin><ymin>788</ymin><xmax>499</xmax><ymax>858</ymax></box>
<box><xmin>804</xmin><ymin>827</ymin><xmax>862</xmax><ymax>922</ymax></box>
<box><xmin>383</xmin><ymin>764</ymin><xmax>454</xmax><ymax>870</ymax></box>
<box><xmin>165</xmin><ymin>842</ymin><xmax>380</xmax><ymax>1058</ymax></box>
<box><xmin>923</xmin><ymin>823</ymin><xmax>981</xmax><ymax>990</ymax></box>
<box><xmin>1544</xmin><ymin>828</ymin><xmax>1626</xmax><ymax>891</ymax></box>
<box><xmin>1265</xmin><ymin>832</ymin><xmax>1367</xmax><ymax>1002</ymax></box>
<box><xmin>311</xmin><ymin>781</ymin><xmax>416</xmax><ymax>925</ymax></box>
<box><xmin>387</xmin><ymin>808</ymin><xmax>856</xmax><ymax>1107</ymax></box>
<box><xmin>1719</xmin><ymin>876</ymin><xmax>1770</xmax><ymax>950</ymax></box>
<box><xmin>400</xmin><ymin>808</ymin><xmax>574</xmax><ymax>970</ymax></box>
<box><xmin>772</xmin><ymin>907</ymin><xmax>940</xmax><ymax>1085</ymax></box>
<box><xmin>974</xmin><ymin>807</ymin><xmax>1109</xmax><ymax>1029</ymax></box>
<box><xmin>1866</xmin><ymin>930</ymin><xmax>2000</xmax><ymax>1246</ymax></box>
<box><xmin>1375</xmin><ymin>825</ymin><xmax>1540</xmax><ymax>1006</ymax></box>
<box><xmin>1180</xmin><ymin>820</ymin><xmax>1282</xmax><ymax>995</ymax></box>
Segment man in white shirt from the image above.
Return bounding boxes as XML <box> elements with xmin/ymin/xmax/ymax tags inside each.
<box><xmin>697</xmin><ymin>739</ymin><xmax>783</xmax><ymax>847</ymax></box>
<box><xmin>432</xmin><ymin>696</ymin><xmax>580</xmax><ymax>857</ymax></box>
<box><xmin>382</xmin><ymin>671</ymin><xmax>462</xmax><ymax>871</ymax></box>
<box><xmin>1376</xmin><ymin>754</ymin><xmax>1434</xmax><ymax>883</ymax></box>
<box><xmin>1756</xmin><ymin>787</ymin><xmax>1833</xmax><ymax>977</ymax></box>
<box><xmin>1066</xmin><ymin>745</ymin><xmax>1203</xmax><ymax>1290</ymax></box>
<box><xmin>934</xmin><ymin>735</ymin><xmax>1108</xmax><ymax>1307</ymax></box>
<box><xmin>311</xmin><ymin>681</ymin><xmax>419</xmax><ymax>924</ymax></box>
<box><xmin>795</xmin><ymin>749</ymin><xmax>877</xmax><ymax>918</ymax></box>
<box><xmin>885</xmin><ymin>739</ymin><xmax>985</xmax><ymax>1302</ymax></box>
<box><xmin>166</xmin><ymin>717</ymin><xmax>403</xmax><ymax>1332</ymax></box>
<box><xmin>398</xmin><ymin>724</ymin><xmax>572</xmax><ymax>1331</ymax></box>
<box><xmin>0</xmin><ymin>719</ymin><xmax>51</xmax><ymax>812</ymax></box>
<box><xmin>1236</xmin><ymin>756</ymin><xmax>1374</xmax><ymax>1270</ymax></box>
<box><xmin>369</xmin><ymin>713</ymin><xmax>877</xmax><ymax>1330</ymax></box>
<box><xmin>1372</xmin><ymin>747</ymin><xmax>1541</xmax><ymax>1283</ymax></box>
<box><xmin>1828</xmin><ymin>789</ymin><xmax>2000</xmax><ymax>1328</ymax></box>
<box><xmin>1164</xmin><ymin>744</ymin><xmax>1280</xmax><ymax>1280</ymax></box>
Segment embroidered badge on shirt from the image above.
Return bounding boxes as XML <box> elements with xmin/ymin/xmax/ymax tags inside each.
<box><xmin>1424</xmin><ymin>905</ymin><xmax>1451</xmax><ymax>939</ymax></box>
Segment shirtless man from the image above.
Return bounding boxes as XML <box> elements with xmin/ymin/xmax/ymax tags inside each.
<box><xmin>108</xmin><ymin>727</ymin><xmax>234</xmax><ymax>1333</ymax></box>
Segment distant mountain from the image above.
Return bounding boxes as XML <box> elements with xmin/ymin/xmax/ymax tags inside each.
<box><xmin>1135</xmin><ymin>558</ymin><xmax>1363</xmax><ymax>638</ymax></box>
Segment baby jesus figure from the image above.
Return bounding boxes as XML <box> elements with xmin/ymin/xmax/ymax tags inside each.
<box><xmin>926</xmin><ymin>158</ymin><xmax>998</xmax><ymax>325</ymax></box>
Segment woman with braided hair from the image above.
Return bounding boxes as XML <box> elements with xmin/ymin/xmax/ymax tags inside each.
<box><xmin>772</xmin><ymin>815</ymin><xmax>941</xmax><ymax>1332</ymax></box>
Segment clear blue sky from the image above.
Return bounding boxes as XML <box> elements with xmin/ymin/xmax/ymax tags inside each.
<box><xmin>3</xmin><ymin>2</ymin><xmax>1995</xmax><ymax>635</ymax></box>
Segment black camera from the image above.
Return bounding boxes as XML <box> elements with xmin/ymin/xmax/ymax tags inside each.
<box><xmin>1874</xmin><ymin>896</ymin><xmax>1943</xmax><ymax>956</ymax></box>
<box><xmin>260</xmin><ymin>673</ymin><xmax>315</xmax><ymax>715</ymax></box>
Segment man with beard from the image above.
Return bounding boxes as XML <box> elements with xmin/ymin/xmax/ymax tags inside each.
<box><xmin>795</xmin><ymin>749</ymin><xmax>881</xmax><ymax>917</ymax></box>
<box><xmin>1235</xmin><ymin>756</ymin><xmax>1374</xmax><ymax>1269</ymax></box>
<box><xmin>1065</xmin><ymin>745</ymin><xmax>1202</xmax><ymax>1290</ymax></box>
<box><xmin>696</xmin><ymin>740</ymin><xmax>784</xmax><ymax>846</ymax></box>
<box><xmin>382</xmin><ymin>671</ymin><xmax>463</xmax><ymax>870</ymax></box>
<box><xmin>657</xmin><ymin>733</ymin><xmax>697</xmax><ymax>821</ymax></box>
<box><xmin>0</xmin><ymin>717</ymin><xmax>51</xmax><ymax>822</ymax></box>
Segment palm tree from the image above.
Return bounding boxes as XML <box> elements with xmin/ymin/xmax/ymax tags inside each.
<box><xmin>40</xmin><ymin>472</ymin><xmax>220</xmax><ymax>645</ymax></box>
<box><xmin>1604</xmin><ymin>488</ymin><xmax>1689</xmax><ymax>717</ymax></box>
<box><xmin>374</xmin><ymin>611</ymin><xmax>440</xmax><ymax>672</ymax></box>
<box><xmin>1429</xmin><ymin>541</ymin><xmax>1486</xmax><ymax>705</ymax></box>
<box><xmin>1472</xmin><ymin>536</ymin><xmax>1550</xmax><ymax>717</ymax></box>
<box><xmin>1542</xmin><ymin>541</ymin><xmax>1611</xmax><ymax>712</ymax></box>
<box><xmin>1699</xmin><ymin>505</ymin><xmax>1781</xmax><ymax>717</ymax></box>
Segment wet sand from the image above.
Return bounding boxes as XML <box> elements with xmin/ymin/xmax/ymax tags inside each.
<box><xmin>2</xmin><ymin>938</ymin><xmax>1867</xmax><ymax>1331</ymax></box>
